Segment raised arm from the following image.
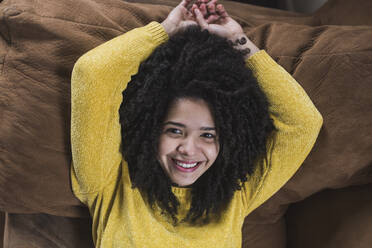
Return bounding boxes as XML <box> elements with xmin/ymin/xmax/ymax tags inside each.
<box><xmin>70</xmin><ymin>0</ymin><xmax>201</xmax><ymax>203</ymax></box>
<box><xmin>242</xmin><ymin>51</ymin><xmax>323</xmax><ymax>215</ymax></box>
<box><xmin>70</xmin><ymin>22</ymin><xmax>168</xmax><ymax>200</ymax></box>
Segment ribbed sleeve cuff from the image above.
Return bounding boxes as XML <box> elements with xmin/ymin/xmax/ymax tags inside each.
<box><xmin>143</xmin><ymin>21</ymin><xmax>169</xmax><ymax>45</ymax></box>
<box><xmin>245</xmin><ymin>50</ymin><xmax>278</xmax><ymax>73</ymax></box>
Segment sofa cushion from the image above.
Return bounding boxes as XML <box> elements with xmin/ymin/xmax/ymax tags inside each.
<box><xmin>313</xmin><ymin>0</ymin><xmax>372</xmax><ymax>25</ymax></box>
<box><xmin>0</xmin><ymin>212</ymin><xmax>4</xmax><ymax>248</ymax></box>
<box><xmin>286</xmin><ymin>183</ymin><xmax>372</xmax><ymax>248</ymax></box>
<box><xmin>2</xmin><ymin>213</ymin><xmax>93</xmax><ymax>248</ymax></box>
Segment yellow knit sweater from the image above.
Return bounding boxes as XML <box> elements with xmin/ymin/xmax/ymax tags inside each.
<box><xmin>70</xmin><ymin>21</ymin><xmax>323</xmax><ymax>248</ymax></box>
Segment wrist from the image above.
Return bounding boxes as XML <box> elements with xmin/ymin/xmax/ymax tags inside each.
<box><xmin>228</xmin><ymin>33</ymin><xmax>260</xmax><ymax>60</ymax></box>
<box><xmin>161</xmin><ymin>20</ymin><xmax>175</xmax><ymax>37</ymax></box>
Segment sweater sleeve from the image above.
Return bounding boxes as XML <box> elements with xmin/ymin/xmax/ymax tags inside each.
<box><xmin>70</xmin><ymin>22</ymin><xmax>169</xmax><ymax>199</ymax></box>
<box><xmin>241</xmin><ymin>51</ymin><xmax>323</xmax><ymax>216</ymax></box>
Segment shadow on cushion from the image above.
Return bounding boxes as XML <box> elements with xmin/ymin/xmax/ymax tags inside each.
<box><xmin>3</xmin><ymin>213</ymin><xmax>93</xmax><ymax>248</ymax></box>
<box><xmin>286</xmin><ymin>183</ymin><xmax>372</xmax><ymax>248</ymax></box>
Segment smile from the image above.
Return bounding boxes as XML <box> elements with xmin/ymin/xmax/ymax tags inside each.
<box><xmin>171</xmin><ymin>158</ymin><xmax>202</xmax><ymax>172</ymax></box>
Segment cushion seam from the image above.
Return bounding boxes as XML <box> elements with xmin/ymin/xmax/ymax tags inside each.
<box><xmin>6</xmin><ymin>7</ymin><xmax>129</xmax><ymax>33</ymax></box>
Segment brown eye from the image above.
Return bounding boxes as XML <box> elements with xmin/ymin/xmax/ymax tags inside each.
<box><xmin>166</xmin><ymin>128</ymin><xmax>182</xmax><ymax>135</ymax></box>
<box><xmin>201</xmin><ymin>133</ymin><xmax>215</xmax><ymax>139</ymax></box>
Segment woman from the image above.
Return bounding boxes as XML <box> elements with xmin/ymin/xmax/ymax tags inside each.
<box><xmin>70</xmin><ymin>0</ymin><xmax>323</xmax><ymax>247</ymax></box>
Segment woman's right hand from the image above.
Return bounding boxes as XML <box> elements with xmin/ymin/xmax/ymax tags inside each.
<box><xmin>191</xmin><ymin>0</ymin><xmax>259</xmax><ymax>58</ymax></box>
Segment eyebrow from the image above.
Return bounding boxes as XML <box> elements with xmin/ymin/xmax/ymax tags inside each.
<box><xmin>163</xmin><ymin>121</ymin><xmax>216</xmax><ymax>131</ymax></box>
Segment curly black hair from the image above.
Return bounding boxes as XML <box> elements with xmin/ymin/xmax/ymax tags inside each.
<box><xmin>119</xmin><ymin>25</ymin><xmax>276</xmax><ymax>226</ymax></box>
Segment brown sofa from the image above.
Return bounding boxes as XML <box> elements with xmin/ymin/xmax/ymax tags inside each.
<box><xmin>0</xmin><ymin>0</ymin><xmax>371</xmax><ymax>247</ymax></box>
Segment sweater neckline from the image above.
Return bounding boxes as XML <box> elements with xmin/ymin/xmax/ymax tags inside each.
<box><xmin>171</xmin><ymin>185</ymin><xmax>191</xmax><ymax>199</ymax></box>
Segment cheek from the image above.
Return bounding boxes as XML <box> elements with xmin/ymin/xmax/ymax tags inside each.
<box><xmin>205</xmin><ymin>143</ymin><xmax>219</xmax><ymax>163</ymax></box>
<box><xmin>157</xmin><ymin>135</ymin><xmax>167</xmax><ymax>157</ymax></box>
<box><xmin>158</xmin><ymin>135</ymin><xmax>176</xmax><ymax>157</ymax></box>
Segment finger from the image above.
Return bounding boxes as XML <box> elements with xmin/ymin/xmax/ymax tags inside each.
<box><xmin>181</xmin><ymin>0</ymin><xmax>191</xmax><ymax>8</ymax></box>
<box><xmin>216</xmin><ymin>4</ymin><xmax>228</xmax><ymax>18</ymax></box>
<box><xmin>196</xmin><ymin>0</ymin><xmax>209</xmax><ymax>9</ymax></box>
<box><xmin>187</xmin><ymin>8</ymin><xmax>198</xmax><ymax>21</ymax></box>
<box><xmin>196</xmin><ymin>0</ymin><xmax>204</xmax><ymax>8</ymax></box>
<box><xmin>194</xmin><ymin>8</ymin><xmax>208</xmax><ymax>30</ymax></box>
<box><xmin>199</xmin><ymin>3</ymin><xmax>208</xmax><ymax>17</ymax></box>
<box><xmin>207</xmin><ymin>3</ymin><xmax>216</xmax><ymax>14</ymax></box>
<box><xmin>190</xmin><ymin>4</ymin><xmax>200</xmax><ymax>19</ymax></box>
<box><xmin>191</xmin><ymin>4</ymin><xmax>198</xmax><ymax>14</ymax></box>
<box><xmin>206</xmin><ymin>14</ymin><xmax>220</xmax><ymax>24</ymax></box>
<box><xmin>207</xmin><ymin>0</ymin><xmax>218</xmax><ymax>13</ymax></box>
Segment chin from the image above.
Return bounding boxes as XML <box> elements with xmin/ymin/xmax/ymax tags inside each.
<box><xmin>172</xmin><ymin>179</ymin><xmax>194</xmax><ymax>187</ymax></box>
<box><xmin>171</xmin><ymin>176</ymin><xmax>198</xmax><ymax>187</ymax></box>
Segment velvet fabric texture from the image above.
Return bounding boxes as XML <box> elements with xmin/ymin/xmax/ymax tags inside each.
<box><xmin>287</xmin><ymin>184</ymin><xmax>372</xmax><ymax>247</ymax></box>
<box><xmin>0</xmin><ymin>0</ymin><xmax>371</xmax><ymax>247</ymax></box>
<box><xmin>2</xmin><ymin>213</ymin><xmax>94</xmax><ymax>248</ymax></box>
<box><xmin>0</xmin><ymin>212</ymin><xmax>4</xmax><ymax>248</ymax></box>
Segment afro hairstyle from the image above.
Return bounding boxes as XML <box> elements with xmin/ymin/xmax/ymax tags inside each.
<box><xmin>119</xmin><ymin>24</ymin><xmax>276</xmax><ymax>226</ymax></box>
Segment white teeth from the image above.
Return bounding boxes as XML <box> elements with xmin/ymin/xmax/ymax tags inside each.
<box><xmin>175</xmin><ymin>160</ymin><xmax>198</xmax><ymax>168</ymax></box>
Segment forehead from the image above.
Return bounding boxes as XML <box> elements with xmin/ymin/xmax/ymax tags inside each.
<box><xmin>165</xmin><ymin>98</ymin><xmax>215</xmax><ymax>127</ymax></box>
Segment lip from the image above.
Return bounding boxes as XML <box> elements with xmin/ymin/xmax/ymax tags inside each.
<box><xmin>171</xmin><ymin>158</ymin><xmax>202</xmax><ymax>173</ymax></box>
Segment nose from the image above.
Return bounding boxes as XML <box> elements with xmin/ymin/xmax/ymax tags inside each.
<box><xmin>177</xmin><ymin>136</ymin><xmax>199</xmax><ymax>157</ymax></box>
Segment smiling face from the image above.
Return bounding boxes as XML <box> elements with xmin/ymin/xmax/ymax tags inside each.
<box><xmin>157</xmin><ymin>98</ymin><xmax>220</xmax><ymax>187</ymax></box>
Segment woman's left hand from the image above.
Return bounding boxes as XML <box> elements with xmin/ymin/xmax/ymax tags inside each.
<box><xmin>161</xmin><ymin>0</ymin><xmax>197</xmax><ymax>37</ymax></box>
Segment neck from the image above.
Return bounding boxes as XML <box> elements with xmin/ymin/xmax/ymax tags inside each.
<box><xmin>171</xmin><ymin>182</ymin><xmax>191</xmax><ymax>188</ymax></box>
